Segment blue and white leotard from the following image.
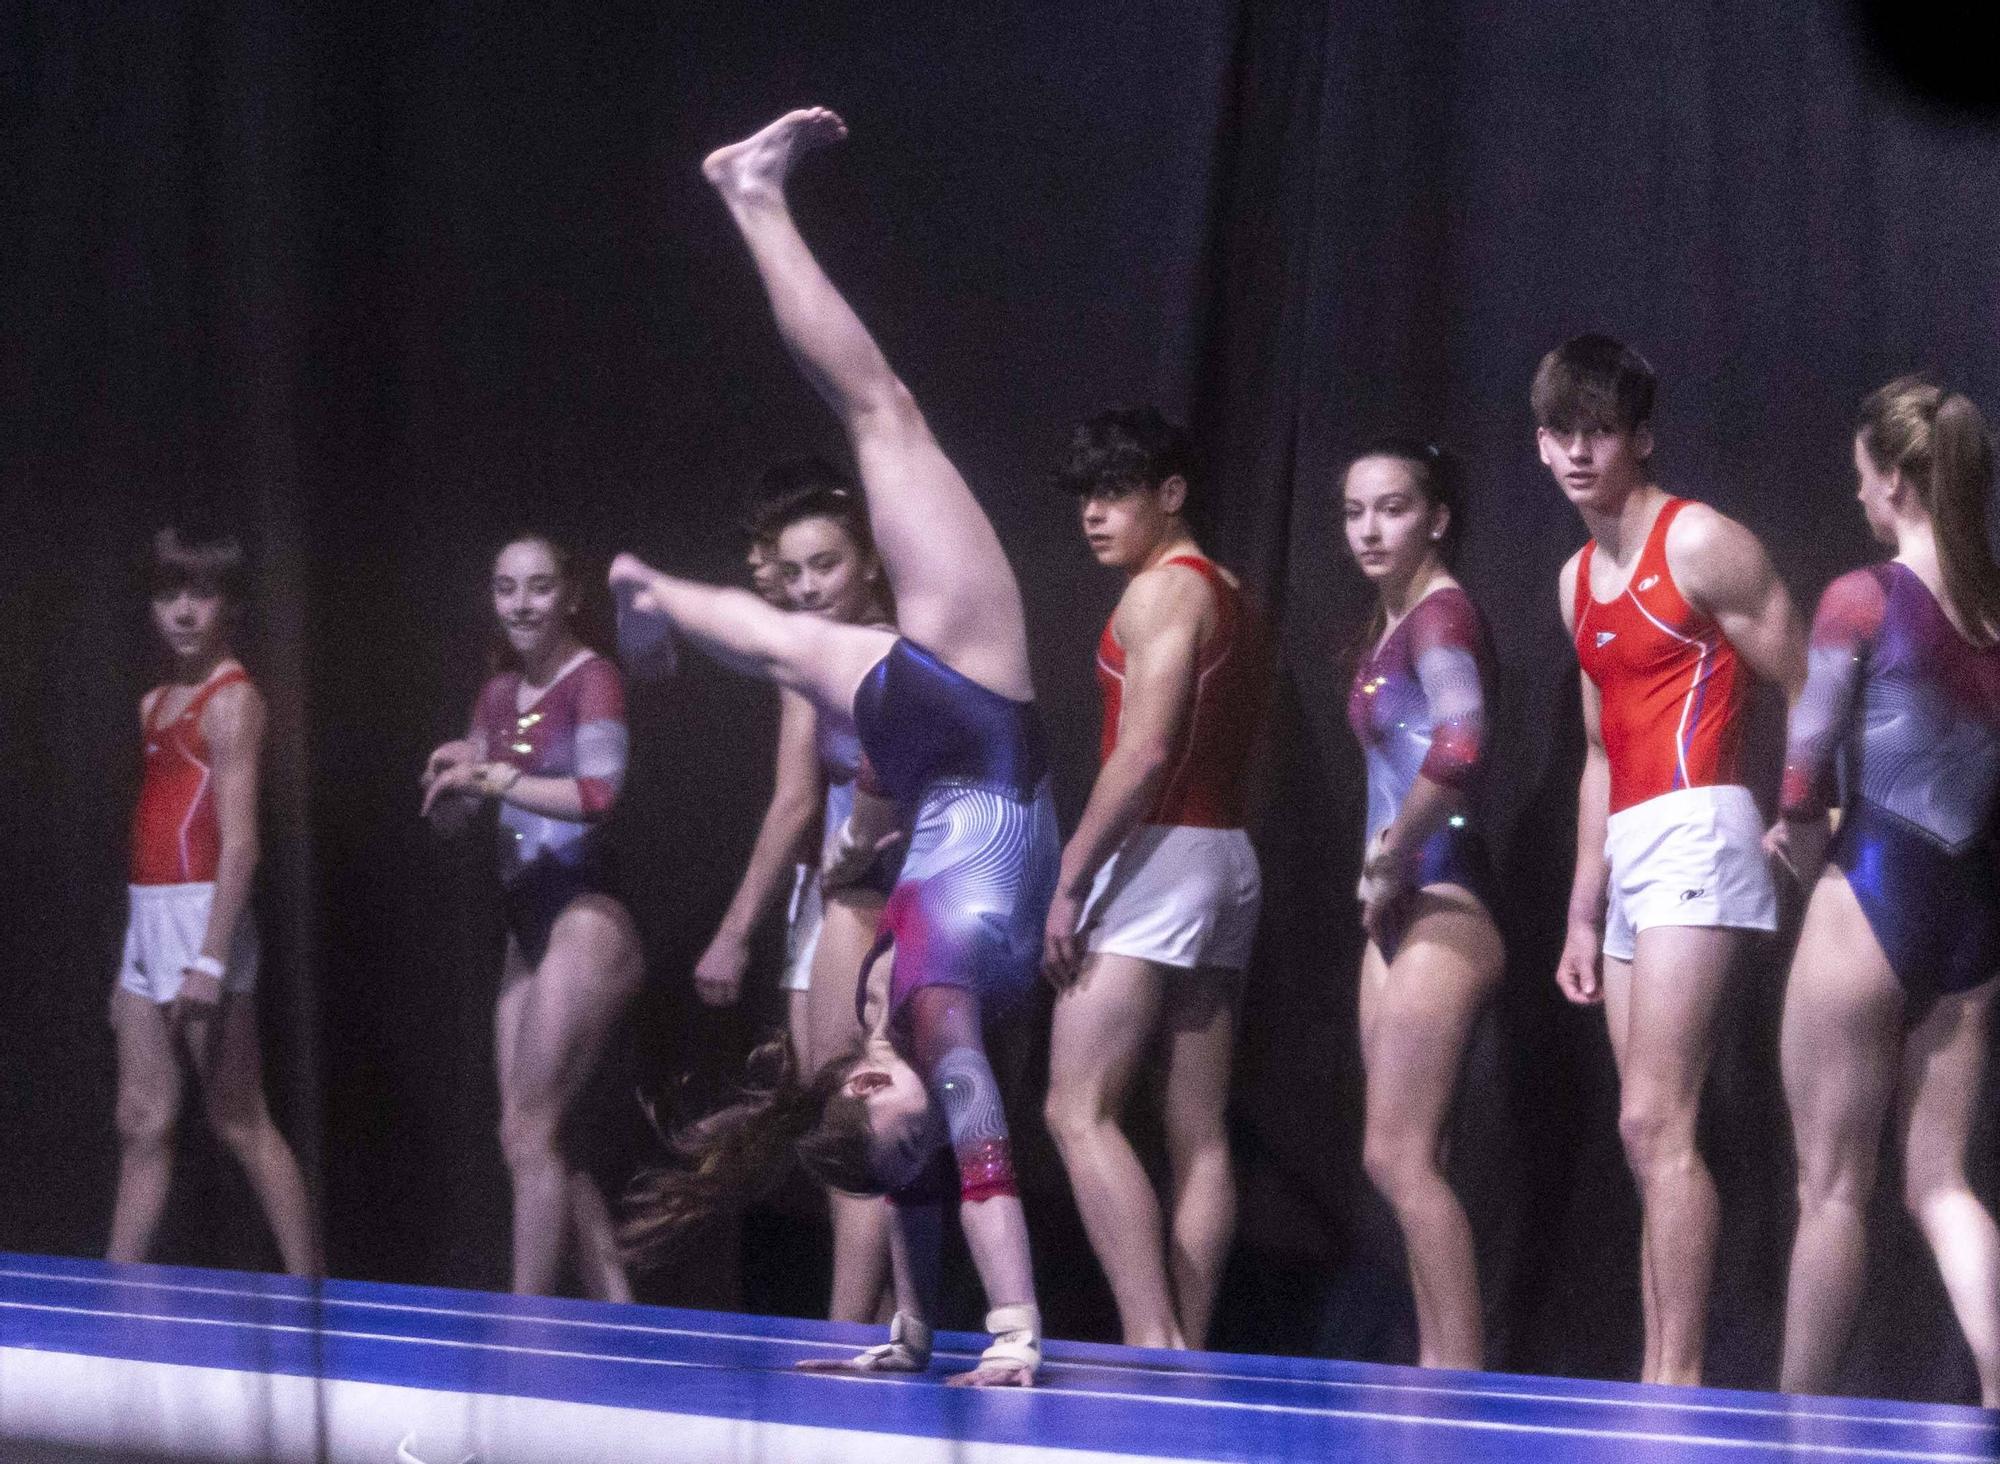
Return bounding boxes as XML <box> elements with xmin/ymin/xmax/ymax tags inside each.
<box><xmin>851</xmin><ymin>639</ymin><xmax>1060</xmax><ymax>1029</ymax></box>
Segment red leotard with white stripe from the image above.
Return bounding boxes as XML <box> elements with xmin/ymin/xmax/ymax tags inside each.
<box><xmin>1096</xmin><ymin>555</ymin><xmax>1269</xmax><ymax>829</ymax></box>
<box><xmin>1573</xmin><ymin>498</ymin><xmax>1747</xmax><ymax>815</ymax></box>
<box><xmin>130</xmin><ymin>666</ymin><xmax>251</xmax><ymax>885</ymax></box>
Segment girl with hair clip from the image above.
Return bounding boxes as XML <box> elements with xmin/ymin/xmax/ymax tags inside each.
<box><xmin>1769</xmin><ymin>378</ymin><xmax>2000</xmax><ymax>1406</ymax></box>
<box><xmin>1342</xmin><ymin>440</ymin><xmax>1503</xmax><ymax>1369</ymax></box>
<box><xmin>422</xmin><ymin>533</ymin><xmax>643</xmax><ymax>1299</ymax></box>
<box><xmin>613</xmin><ymin>108</ymin><xmax>1055</xmax><ymax>1386</ymax></box>
<box><xmin>108</xmin><ymin>528</ymin><xmax>319</xmax><ymax>1274</ymax></box>
<box><xmin>690</xmin><ymin>462</ymin><xmax>902</xmax><ymax>1324</ymax></box>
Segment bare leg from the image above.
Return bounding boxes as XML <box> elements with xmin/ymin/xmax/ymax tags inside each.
<box><xmin>1044</xmin><ymin>953</ymin><xmax>1182</xmax><ymax>1347</ymax></box>
<box><xmin>497</xmin><ymin>897</ymin><xmax>642</xmax><ymax>1296</ymax></box>
<box><xmin>1778</xmin><ymin>870</ymin><xmax>1900</xmax><ymax>1395</ymax></box>
<box><xmin>1599</xmin><ymin>951</ymin><xmax>1662</xmax><ymax>1379</ymax></box>
<box><xmin>609</xmin><ymin>556</ymin><xmax>893</xmax><ymax>722</ymax></box>
<box><xmin>1159</xmin><ymin>969</ymin><xmax>1239</xmax><ymax>1350</ymax></box>
<box><xmin>1358</xmin><ymin>889</ymin><xmax>1500</xmax><ymax>1369</ymax></box>
<box><xmin>106</xmin><ymin>990</ymin><xmax>183</xmax><ymax>1264</ymax></box>
<box><xmin>1619</xmin><ymin>924</ymin><xmax>1739</xmax><ymax>1386</ymax></box>
<box><xmin>199</xmin><ymin>993</ymin><xmax>322</xmax><ymax>1275</ymax></box>
<box><xmin>1898</xmin><ymin>979</ymin><xmax>2000</xmax><ymax>1407</ymax></box>
<box><xmin>703</xmin><ymin>109</ymin><xmax>1030</xmax><ymax>699</ymax></box>
<box><xmin>811</xmin><ymin>892</ymin><xmax>894</xmax><ymax>1323</ymax></box>
<box><xmin>560</xmin><ymin>1181</ymin><xmax>626</xmax><ymax>1302</ymax></box>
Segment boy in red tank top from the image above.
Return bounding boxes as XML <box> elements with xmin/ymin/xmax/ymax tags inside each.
<box><xmin>1041</xmin><ymin>407</ymin><xmax>1269</xmax><ymax>1350</ymax></box>
<box><xmin>107</xmin><ymin>528</ymin><xmax>318</xmax><ymax>1275</ymax></box>
<box><xmin>1540</xmin><ymin>337</ymin><xmax>1804</xmax><ymax>1385</ymax></box>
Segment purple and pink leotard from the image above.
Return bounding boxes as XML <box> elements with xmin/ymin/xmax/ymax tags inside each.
<box><xmin>1783</xmin><ymin>562</ymin><xmax>2000</xmax><ymax>1001</ymax></box>
<box><xmin>1346</xmin><ymin>586</ymin><xmax>1496</xmax><ymax>958</ymax></box>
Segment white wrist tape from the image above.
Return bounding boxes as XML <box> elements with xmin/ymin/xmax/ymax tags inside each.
<box><xmin>186</xmin><ymin>955</ymin><xmax>226</xmax><ymax>980</ymax></box>
<box><xmin>853</xmin><ymin>1311</ymin><xmax>932</xmax><ymax>1371</ymax></box>
<box><xmin>980</xmin><ymin>1304</ymin><xmax>1041</xmax><ymax>1371</ymax></box>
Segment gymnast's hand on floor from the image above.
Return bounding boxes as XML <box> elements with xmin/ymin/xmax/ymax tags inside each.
<box><xmin>947</xmin><ymin>1358</ymin><xmax>1035</xmax><ymax>1388</ymax></box>
<box><xmin>795</xmin><ymin>1340</ymin><xmax>929</xmax><ymax>1375</ymax></box>
<box><xmin>795</xmin><ymin>1350</ymin><xmax>927</xmax><ymax>1376</ymax></box>
<box><xmin>797</xmin><ymin>1312</ymin><xmax>932</xmax><ymax>1375</ymax></box>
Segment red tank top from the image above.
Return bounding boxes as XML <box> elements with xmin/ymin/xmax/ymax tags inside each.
<box><xmin>1573</xmin><ymin>499</ymin><xmax>1747</xmax><ymax>815</ymax></box>
<box><xmin>1096</xmin><ymin>555</ymin><xmax>1269</xmax><ymax>829</ymax></box>
<box><xmin>130</xmin><ymin>666</ymin><xmax>251</xmax><ymax>885</ymax></box>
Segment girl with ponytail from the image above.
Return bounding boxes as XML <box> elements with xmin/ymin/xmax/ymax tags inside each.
<box><xmin>1769</xmin><ymin>376</ymin><xmax>2000</xmax><ymax>1406</ymax></box>
<box><xmin>1340</xmin><ymin>440</ymin><xmax>1503</xmax><ymax>1368</ymax></box>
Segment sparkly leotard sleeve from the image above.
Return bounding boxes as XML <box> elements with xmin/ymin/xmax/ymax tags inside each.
<box><xmin>849</xmin><ymin>639</ymin><xmax>1060</xmax><ymax>1203</ymax></box>
<box><xmin>1783</xmin><ymin>563</ymin><xmax>2000</xmax><ymax>999</ymax></box>
<box><xmin>1780</xmin><ymin>567</ymin><xmax>1884</xmax><ymax>822</ymax></box>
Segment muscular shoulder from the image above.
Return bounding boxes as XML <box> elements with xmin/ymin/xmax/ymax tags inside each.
<box><xmin>1663</xmin><ymin>501</ymin><xmax>1776</xmax><ymax>612</ymax></box>
<box><xmin>201</xmin><ymin>676</ymin><xmax>267</xmax><ymax>750</ymax></box>
<box><xmin>1113</xmin><ymin>560</ymin><xmax>1216</xmax><ymax>646</ymax></box>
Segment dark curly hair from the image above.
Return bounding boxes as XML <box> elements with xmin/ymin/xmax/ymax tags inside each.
<box><xmin>1052</xmin><ymin>405</ymin><xmax>1198</xmax><ymax>508</ymax></box>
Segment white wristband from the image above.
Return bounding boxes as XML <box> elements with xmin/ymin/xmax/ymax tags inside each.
<box><xmin>186</xmin><ymin>955</ymin><xmax>226</xmax><ymax>980</ymax></box>
<box><xmin>981</xmin><ymin>1304</ymin><xmax>1042</xmax><ymax>1371</ymax></box>
<box><xmin>850</xmin><ymin>1311</ymin><xmax>931</xmax><ymax>1371</ymax></box>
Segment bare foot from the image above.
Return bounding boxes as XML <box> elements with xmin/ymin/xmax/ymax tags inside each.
<box><xmin>702</xmin><ymin>107</ymin><xmax>848</xmax><ymax>204</ymax></box>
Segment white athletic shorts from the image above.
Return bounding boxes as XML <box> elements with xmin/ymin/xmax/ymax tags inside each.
<box><xmin>780</xmin><ymin>863</ymin><xmax>820</xmax><ymax>993</ymax></box>
<box><xmin>1601</xmin><ymin>784</ymin><xmax>1777</xmax><ymax>963</ymax></box>
<box><xmin>116</xmin><ymin>882</ymin><xmax>259</xmax><ymax>1003</ymax></box>
<box><xmin>1080</xmin><ymin>824</ymin><xmax>1262</xmax><ymax>972</ymax></box>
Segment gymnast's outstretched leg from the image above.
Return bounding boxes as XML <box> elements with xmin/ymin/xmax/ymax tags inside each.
<box><xmin>702</xmin><ymin>108</ymin><xmax>1032</xmax><ymax>700</ymax></box>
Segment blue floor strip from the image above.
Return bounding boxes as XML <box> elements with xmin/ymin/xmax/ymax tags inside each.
<box><xmin>2</xmin><ymin>1251</ymin><xmax>1993</xmax><ymax>1461</ymax></box>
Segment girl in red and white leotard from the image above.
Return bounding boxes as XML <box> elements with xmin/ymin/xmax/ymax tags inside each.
<box><xmin>107</xmin><ymin>528</ymin><xmax>319</xmax><ymax>1276</ymax></box>
<box><xmin>421</xmin><ymin>533</ymin><xmax>642</xmax><ymax>1300</ymax></box>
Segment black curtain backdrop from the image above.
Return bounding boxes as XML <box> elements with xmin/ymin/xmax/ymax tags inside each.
<box><xmin>5</xmin><ymin>0</ymin><xmax>1999</xmax><ymax>1408</ymax></box>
